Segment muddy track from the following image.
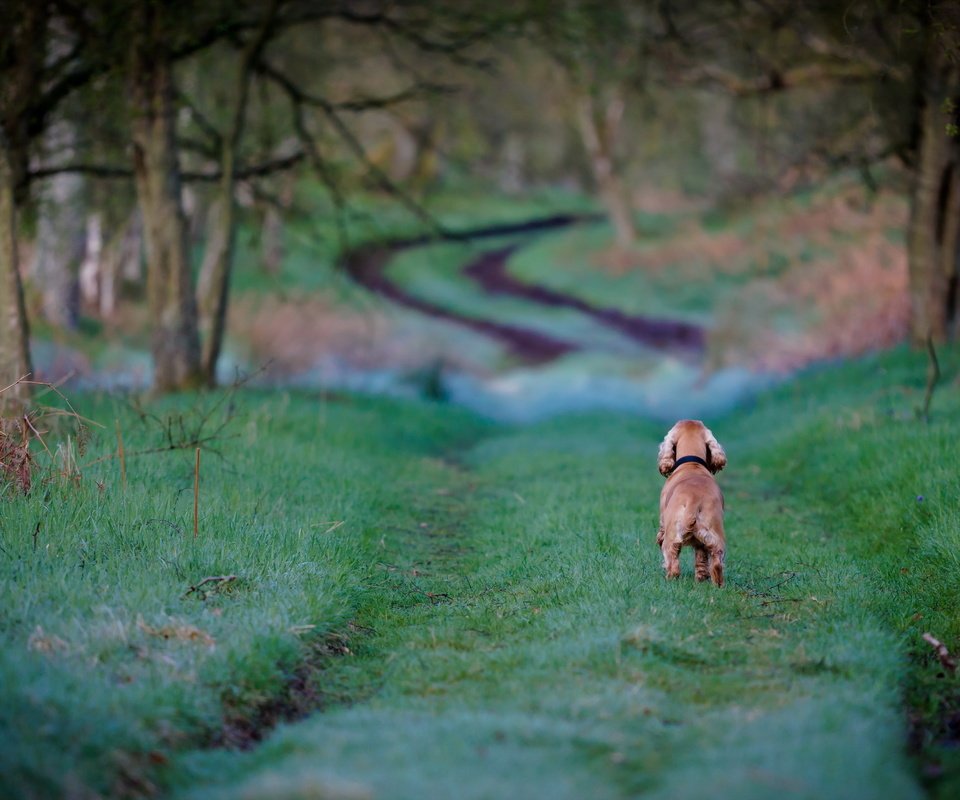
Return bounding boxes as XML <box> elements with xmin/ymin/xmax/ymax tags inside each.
<box><xmin>341</xmin><ymin>214</ymin><xmax>705</xmax><ymax>362</ymax></box>
<box><xmin>464</xmin><ymin>245</ymin><xmax>705</xmax><ymax>355</ymax></box>
<box><xmin>343</xmin><ymin>244</ymin><xmax>576</xmax><ymax>363</ymax></box>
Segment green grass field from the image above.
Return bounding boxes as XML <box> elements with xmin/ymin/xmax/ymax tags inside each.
<box><xmin>3</xmin><ymin>344</ymin><xmax>959</xmax><ymax>799</ymax></box>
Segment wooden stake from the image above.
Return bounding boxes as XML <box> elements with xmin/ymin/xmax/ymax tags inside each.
<box><xmin>115</xmin><ymin>419</ymin><xmax>127</xmax><ymax>490</ymax></box>
<box><xmin>193</xmin><ymin>447</ymin><xmax>201</xmax><ymax>539</ymax></box>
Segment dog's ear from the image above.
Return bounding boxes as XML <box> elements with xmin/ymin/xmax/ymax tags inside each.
<box><xmin>704</xmin><ymin>426</ymin><xmax>727</xmax><ymax>474</ymax></box>
<box><xmin>657</xmin><ymin>423</ymin><xmax>680</xmax><ymax>476</ymax></box>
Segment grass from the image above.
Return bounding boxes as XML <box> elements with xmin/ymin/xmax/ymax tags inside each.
<box><xmin>6</xmin><ymin>323</ymin><xmax>960</xmax><ymax>797</ymax></box>
<box><xmin>0</xmin><ymin>344</ymin><xmax>936</xmax><ymax>799</ymax></box>
<box><xmin>11</xmin><ymin>159</ymin><xmax>952</xmax><ymax>798</ymax></box>
<box><xmin>0</xmin><ymin>389</ymin><xmax>489</xmax><ymax>798</ymax></box>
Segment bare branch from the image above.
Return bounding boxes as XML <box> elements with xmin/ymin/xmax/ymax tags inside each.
<box><xmin>29</xmin><ymin>150</ymin><xmax>305</xmax><ymax>183</ymax></box>
<box><xmin>177</xmin><ymin>89</ymin><xmax>224</xmax><ymax>149</ymax></box>
<box><xmin>334</xmin><ymin>82</ymin><xmax>455</xmax><ymax>113</ymax></box>
<box><xmin>922</xmin><ymin>632</ymin><xmax>957</xmax><ymax>673</ymax></box>
<box><xmin>335</xmin><ymin>6</ymin><xmax>497</xmax><ymax>69</ymax></box>
<box><xmin>252</xmin><ymin>57</ymin><xmax>445</xmax><ymax>235</ymax></box>
<box><xmin>680</xmin><ymin>60</ymin><xmax>885</xmax><ymax>95</ymax></box>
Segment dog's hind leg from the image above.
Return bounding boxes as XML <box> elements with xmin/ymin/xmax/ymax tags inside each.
<box><xmin>693</xmin><ymin>545</ymin><xmax>710</xmax><ymax>582</ymax></box>
<box><xmin>708</xmin><ymin>548</ymin><xmax>725</xmax><ymax>587</ymax></box>
<box><xmin>697</xmin><ymin>529</ymin><xmax>725</xmax><ymax>587</ymax></box>
<box><xmin>707</xmin><ymin>547</ymin><xmax>724</xmax><ymax>587</ymax></box>
<box><xmin>661</xmin><ymin>537</ymin><xmax>681</xmax><ymax>579</ymax></box>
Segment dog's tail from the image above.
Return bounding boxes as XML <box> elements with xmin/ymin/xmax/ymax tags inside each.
<box><xmin>677</xmin><ymin>504</ymin><xmax>700</xmax><ymax>534</ymax></box>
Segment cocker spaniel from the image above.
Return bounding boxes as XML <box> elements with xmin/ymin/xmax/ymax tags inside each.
<box><xmin>656</xmin><ymin>420</ymin><xmax>727</xmax><ymax>586</ymax></box>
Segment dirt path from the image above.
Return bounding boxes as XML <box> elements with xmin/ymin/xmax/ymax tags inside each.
<box><xmin>342</xmin><ymin>243</ymin><xmax>576</xmax><ymax>363</ymax></box>
<box><xmin>464</xmin><ymin>246</ymin><xmax>704</xmax><ymax>356</ymax></box>
<box><xmin>341</xmin><ymin>215</ymin><xmax>705</xmax><ymax>362</ymax></box>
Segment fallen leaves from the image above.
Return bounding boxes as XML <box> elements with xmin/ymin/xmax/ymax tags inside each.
<box><xmin>136</xmin><ymin>615</ymin><xmax>215</xmax><ymax>647</ymax></box>
<box><xmin>27</xmin><ymin>625</ymin><xmax>69</xmax><ymax>654</ymax></box>
<box><xmin>182</xmin><ymin>574</ymin><xmax>237</xmax><ymax>599</ymax></box>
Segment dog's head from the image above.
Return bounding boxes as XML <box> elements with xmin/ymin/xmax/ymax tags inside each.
<box><xmin>657</xmin><ymin>419</ymin><xmax>727</xmax><ymax>476</ymax></box>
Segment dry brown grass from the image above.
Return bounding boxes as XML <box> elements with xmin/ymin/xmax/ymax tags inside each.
<box><xmin>232</xmin><ymin>295</ymin><xmax>392</xmax><ymax>373</ymax></box>
<box><xmin>600</xmin><ymin>178</ymin><xmax>911</xmax><ymax>372</ymax></box>
<box><xmin>709</xmin><ymin>188</ymin><xmax>909</xmax><ymax>371</ymax></box>
<box><xmin>712</xmin><ymin>236</ymin><xmax>907</xmax><ymax>371</ymax></box>
<box><xmin>229</xmin><ymin>294</ymin><xmax>488</xmax><ymax>376</ymax></box>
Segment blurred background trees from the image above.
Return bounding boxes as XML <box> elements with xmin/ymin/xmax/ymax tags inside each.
<box><xmin>1</xmin><ymin>0</ymin><xmax>957</xmax><ymax>404</ymax></box>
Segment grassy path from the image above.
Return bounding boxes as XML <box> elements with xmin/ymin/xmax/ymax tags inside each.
<box><xmin>3</xmin><ymin>348</ymin><xmax>958</xmax><ymax>799</ymax></box>
<box><xmin>166</xmin><ymin>347</ymin><xmax>958</xmax><ymax>800</ymax></box>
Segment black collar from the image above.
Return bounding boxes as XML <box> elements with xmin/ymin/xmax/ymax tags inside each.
<box><xmin>670</xmin><ymin>455</ymin><xmax>709</xmax><ymax>474</ymax></box>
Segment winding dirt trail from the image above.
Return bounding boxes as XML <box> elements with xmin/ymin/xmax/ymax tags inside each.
<box><xmin>343</xmin><ymin>243</ymin><xmax>576</xmax><ymax>363</ymax></box>
<box><xmin>464</xmin><ymin>246</ymin><xmax>704</xmax><ymax>355</ymax></box>
<box><xmin>341</xmin><ymin>215</ymin><xmax>705</xmax><ymax>362</ymax></box>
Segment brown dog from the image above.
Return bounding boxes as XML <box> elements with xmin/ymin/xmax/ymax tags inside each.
<box><xmin>656</xmin><ymin>420</ymin><xmax>727</xmax><ymax>586</ymax></box>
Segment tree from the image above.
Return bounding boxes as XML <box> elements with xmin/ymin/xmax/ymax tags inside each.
<box><xmin>668</xmin><ymin>0</ymin><xmax>959</xmax><ymax>344</ymax></box>
<box><xmin>31</xmin><ymin>122</ymin><xmax>85</xmax><ymax>332</ymax></box>
<box><xmin>906</xmin><ymin>17</ymin><xmax>960</xmax><ymax>344</ymax></box>
<box><xmin>10</xmin><ymin>1</ymin><xmax>500</xmax><ymax>397</ymax></box>
<box><xmin>0</xmin><ymin>128</ymin><xmax>31</xmax><ymax>415</ymax></box>
<box><xmin>108</xmin><ymin>0</ymin><xmax>489</xmax><ymax>390</ymax></box>
<box><xmin>198</xmin><ymin>1</ymin><xmax>280</xmax><ymax>386</ymax></box>
<box><xmin>0</xmin><ymin>1</ymin><xmax>93</xmax><ymax>414</ymax></box>
<box><xmin>128</xmin><ymin>0</ymin><xmax>204</xmax><ymax>391</ymax></box>
<box><xmin>524</xmin><ymin>1</ymin><xmax>657</xmax><ymax>248</ymax></box>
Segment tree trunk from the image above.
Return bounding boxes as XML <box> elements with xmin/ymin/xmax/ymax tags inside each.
<box><xmin>31</xmin><ymin>125</ymin><xmax>84</xmax><ymax>331</ymax></box>
<box><xmin>940</xmin><ymin>160</ymin><xmax>960</xmax><ymax>339</ymax></box>
<box><xmin>77</xmin><ymin>213</ymin><xmax>104</xmax><ymax>312</ymax></box>
<box><xmin>99</xmin><ymin>209</ymin><xmax>143</xmax><ymax>321</ymax></box>
<box><xmin>130</xmin><ymin>9</ymin><xmax>203</xmax><ymax>392</ymax></box>
<box><xmin>907</xmin><ymin>33</ymin><xmax>960</xmax><ymax>345</ymax></box>
<box><xmin>199</xmin><ymin>0</ymin><xmax>277</xmax><ymax>386</ymax></box>
<box><xmin>0</xmin><ymin>2</ymin><xmax>45</xmax><ymax>414</ymax></box>
<box><xmin>575</xmin><ymin>90</ymin><xmax>637</xmax><ymax>249</ymax></box>
<box><xmin>260</xmin><ymin>202</ymin><xmax>284</xmax><ymax>275</ymax></box>
<box><xmin>699</xmin><ymin>90</ymin><xmax>740</xmax><ymax>198</ymax></box>
<box><xmin>0</xmin><ymin>138</ymin><xmax>33</xmax><ymax>415</ymax></box>
<box><xmin>199</xmin><ymin>150</ymin><xmax>238</xmax><ymax>386</ymax></box>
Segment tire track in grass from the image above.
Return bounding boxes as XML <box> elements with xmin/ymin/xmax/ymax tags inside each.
<box><xmin>166</xmin><ymin>439</ymin><xmax>495</xmax><ymax>795</ymax></box>
<box><xmin>168</xmin><ymin>428</ymin><xmax>631</xmax><ymax>800</ymax></box>
<box><xmin>341</xmin><ymin>213</ymin><xmax>705</xmax><ymax>363</ymax></box>
<box><xmin>343</xmin><ymin>243</ymin><xmax>576</xmax><ymax>363</ymax></box>
<box><xmin>463</xmin><ymin>245</ymin><xmax>705</xmax><ymax>357</ymax></box>
<box><xmin>164</xmin><ymin>421</ymin><xmax>493</xmax><ymax>771</ymax></box>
